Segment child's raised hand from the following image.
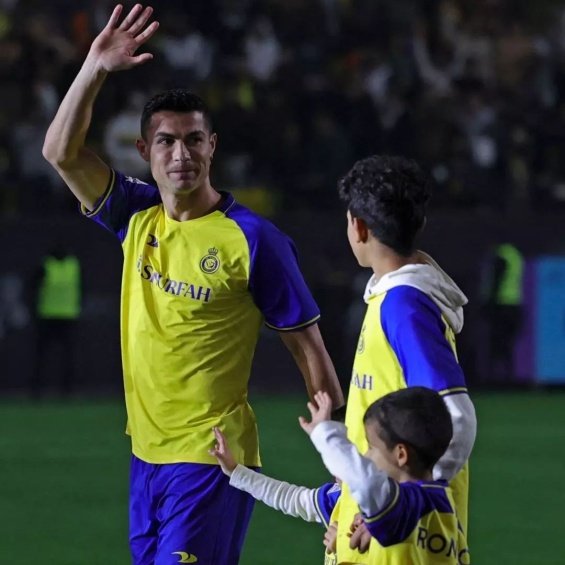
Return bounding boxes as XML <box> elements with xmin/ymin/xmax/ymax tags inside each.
<box><xmin>299</xmin><ymin>391</ymin><xmax>333</xmax><ymax>436</ymax></box>
<box><xmin>209</xmin><ymin>426</ymin><xmax>237</xmax><ymax>476</ymax></box>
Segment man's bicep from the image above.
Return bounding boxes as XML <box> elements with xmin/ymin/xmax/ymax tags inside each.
<box><xmin>53</xmin><ymin>148</ymin><xmax>112</xmax><ymax>211</ymax></box>
<box><xmin>248</xmin><ymin>225</ymin><xmax>320</xmax><ymax>330</ymax></box>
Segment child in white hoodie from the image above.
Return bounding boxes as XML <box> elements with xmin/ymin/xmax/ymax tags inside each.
<box><xmin>334</xmin><ymin>155</ymin><xmax>476</xmax><ymax>563</ymax></box>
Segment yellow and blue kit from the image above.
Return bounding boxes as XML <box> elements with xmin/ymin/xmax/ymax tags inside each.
<box><xmin>84</xmin><ymin>171</ymin><xmax>320</xmax><ymax>466</ymax></box>
<box><xmin>336</xmin><ymin>256</ymin><xmax>475</xmax><ymax>563</ymax></box>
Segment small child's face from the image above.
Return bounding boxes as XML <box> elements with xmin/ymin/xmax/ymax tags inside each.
<box><xmin>364</xmin><ymin>422</ymin><xmax>403</xmax><ymax>482</ymax></box>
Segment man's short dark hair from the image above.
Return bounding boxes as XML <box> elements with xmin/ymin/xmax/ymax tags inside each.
<box><xmin>338</xmin><ymin>155</ymin><xmax>431</xmax><ymax>256</ymax></box>
<box><xmin>363</xmin><ymin>387</ymin><xmax>453</xmax><ymax>475</ymax></box>
<box><xmin>140</xmin><ymin>89</ymin><xmax>213</xmax><ymax>140</ymax></box>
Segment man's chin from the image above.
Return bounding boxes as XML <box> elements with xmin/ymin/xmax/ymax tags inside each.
<box><xmin>168</xmin><ymin>183</ymin><xmax>199</xmax><ymax>196</ymax></box>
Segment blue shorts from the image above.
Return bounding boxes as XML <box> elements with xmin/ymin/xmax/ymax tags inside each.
<box><xmin>129</xmin><ymin>455</ymin><xmax>256</xmax><ymax>565</ymax></box>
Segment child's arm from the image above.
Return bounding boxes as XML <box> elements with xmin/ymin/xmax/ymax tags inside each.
<box><xmin>209</xmin><ymin>426</ymin><xmax>329</xmax><ymax>523</ymax></box>
<box><xmin>300</xmin><ymin>392</ymin><xmax>396</xmax><ymax>519</ymax></box>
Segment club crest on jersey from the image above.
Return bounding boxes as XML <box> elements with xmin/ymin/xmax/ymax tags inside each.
<box><xmin>357</xmin><ymin>324</ymin><xmax>366</xmax><ymax>353</ymax></box>
<box><xmin>200</xmin><ymin>247</ymin><xmax>220</xmax><ymax>274</ymax></box>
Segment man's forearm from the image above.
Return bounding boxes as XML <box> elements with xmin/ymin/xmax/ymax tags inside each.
<box><xmin>43</xmin><ymin>56</ymin><xmax>107</xmax><ymax>166</ymax></box>
<box><xmin>304</xmin><ymin>350</ymin><xmax>345</xmax><ymax>408</ymax></box>
<box><xmin>280</xmin><ymin>325</ymin><xmax>344</xmax><ymax>408</ymax></box>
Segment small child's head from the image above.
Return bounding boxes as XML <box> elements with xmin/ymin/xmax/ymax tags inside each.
<box><xmin>362</xmin><ymin>387</ymin><xmax>452</xmax><ymax>482</ymax></box>
<box><xmin>337</xmin><ymin>155</ymin><xmax>431</xmax><ymax>265</ymax></box>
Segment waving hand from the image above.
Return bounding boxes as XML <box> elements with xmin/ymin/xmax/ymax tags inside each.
<box><xmin>89</xmin><ymin>4</ymin><xmax>159</xmax><ymax>72</ymax></box>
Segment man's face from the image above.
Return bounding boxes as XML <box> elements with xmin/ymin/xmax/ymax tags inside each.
<box><xmin>137</xmin><ymin>110</ymin><xmax>216</xmax><ymax>196</ymax></box>
<box><xmin>364</xmin><ymin>421</ymin><xmax>402</xmax><ymax>482</ymax></box>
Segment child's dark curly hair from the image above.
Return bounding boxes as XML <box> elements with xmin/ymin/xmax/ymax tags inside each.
<box><xmin>338</xmin><ymin>155</ymin><xmax>431</xmax><ymax>256</ymax></box>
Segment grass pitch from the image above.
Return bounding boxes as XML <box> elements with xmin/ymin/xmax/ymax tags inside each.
<box><xmin>0</xmin><ymin>392</ymin><xmax>564</xmax><ymax>564</ymax></box>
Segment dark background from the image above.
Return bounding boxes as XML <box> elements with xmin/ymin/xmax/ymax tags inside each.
<box><xmin>2</xmin><ymin>0</ymin><xmax>565</xmax><ymax>395</ymax></box>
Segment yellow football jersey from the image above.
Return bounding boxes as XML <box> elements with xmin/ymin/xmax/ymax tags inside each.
<box><xmin>84</xmin><ymin>171</ymin><xmax>320</xmax><ymax>464</ymax></box>
<box><xmin>336</xmin><ymin>285</ymin><xmax>469</xmax><ymax>563</ymax></box>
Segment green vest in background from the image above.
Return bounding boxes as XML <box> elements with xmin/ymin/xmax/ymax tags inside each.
<box><xmin>495</xmin><ymin>244</ymin><xmax>524</xmax><ymax>306</ymax></box>
<box><xmin>37</xmin><ymin>256</ymin><xmax>81</xmax><ymax>319</ymax></box>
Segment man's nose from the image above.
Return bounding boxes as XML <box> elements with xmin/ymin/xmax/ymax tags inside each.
<box><xmin>174</xmin><ymin>142</ymin><xmax>191</xmax><ymax>161</ymax></box>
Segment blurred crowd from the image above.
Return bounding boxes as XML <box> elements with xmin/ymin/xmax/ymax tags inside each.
<box><xmin>3</xmin><ymin>0</ymin><xmax>565</xmax><ymax>216</ymax></box>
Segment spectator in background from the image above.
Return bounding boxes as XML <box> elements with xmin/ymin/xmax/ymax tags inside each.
<box><xmin>4</xmin><ymin>0</ymin><xmax>565</xmax><ymax>216</ymax></box>
<box><xmin>159</xmin><ymin>12</ymin><xmax>214</xmax><ymax>84</ymax></box>
<box><xmin>479</xmin><ymin>242</ymin><xmax>524</xmax><ymax>384</ymax></box>
<box><xmin>243</xmin><ymin>15</ymin><xmax>282</xmax><ymax>83</ymax></box>
<box><xmin>104</xmin><ymin>90</ymin><xmax>151</xmax><ymax>180</ymax></box>
<box><xmin>31</xmin><ymin>244</ymin><xmax>82</xmax><ymax>399</ymax></box>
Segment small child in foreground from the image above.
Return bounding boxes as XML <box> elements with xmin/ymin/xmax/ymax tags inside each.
<box><xmin>299</xmin><ymin>389</ymin><xmax>470</xmax><ymax>564</ymax></box>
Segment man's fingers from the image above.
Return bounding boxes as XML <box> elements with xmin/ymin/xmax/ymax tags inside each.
<box><xmin>134</xmin><ymin>21</ymin><xmax>160</xmax><ymax>45</ymax></box>
<box><xmin>130</xmin><ymin>53</ymin><xmax>154</xmax><ymax>66</ymax></box>
<box><xmin>119</xmin><ymin>3</ymin><xmax>145</xmax><ymax>31</ymax></box>
<box><xmin>106</xmin><ymin>4</ymin><xmax>124</xmax><ymax>29</ymax></box>
<box><xmin>128</xmin><ymin>6</ymin><xmax>154</xmax><ymax>35</ymax></box>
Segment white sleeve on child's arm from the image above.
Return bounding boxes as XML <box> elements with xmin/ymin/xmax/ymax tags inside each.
<box><xmin>310</xmin><ymin>421</ymin><xmax>395</xmax><ymax>517</ymax></box>
<box><xmin>433</xmin><ymin>393</ymin><xmax>476</xmax><ymax>481</ymax></box>
<box><xmin>229</xmin><ymin>465</ymin><xmax>322</xmax><ymax>523</ymax></box>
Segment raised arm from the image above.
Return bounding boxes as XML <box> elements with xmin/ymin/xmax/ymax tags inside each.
<box><xmin>280</xmin><ymin>324</ymin><xmax>344</xmax><ymax>409</ymax></box>
<box><xmin>300</xmin><ymin>392</ymin><xmax>394</xmax><ymax>518</ymax></box>
<box><xmin>42</xmin><ymin>4</ymin><xmax>159</xmax><ymax>210</ymax></box>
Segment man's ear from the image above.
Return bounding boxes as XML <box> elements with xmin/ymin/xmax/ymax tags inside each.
<box><xmin>352</xmin><ymin>216</ymin><xmax>370</xmax><ymax>244</ymax></box>
<box><xmin>136</xmin><ymin>138</ymin><xmax>150</xmax><ymax>162</ymax></box>
<box><xmin>210</xmin><ymin>132</ymin><xmax>217</xmax><ymax>158</ymax></box>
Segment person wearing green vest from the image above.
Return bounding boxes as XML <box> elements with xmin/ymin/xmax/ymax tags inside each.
<box><xmin>31</xmin><ymin>247</ymin><xmax>82</xmax><ymax>398</ymax></box>
<box><xmin>481</xmin><ymin>242</ymin><xmax>524</xmax><ymax>383</ymax></box>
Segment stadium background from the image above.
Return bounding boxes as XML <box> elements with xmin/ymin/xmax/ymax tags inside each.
<box><xmin>1</xmin><ymin>0</ymin><xmax>565</xmax><ymax>563</ymax></box>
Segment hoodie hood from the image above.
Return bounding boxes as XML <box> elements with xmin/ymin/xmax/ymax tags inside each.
<box><xmin>363</xmin><ymin>252</ymin><xmax>468</xmax><ymax>333</ymax></box>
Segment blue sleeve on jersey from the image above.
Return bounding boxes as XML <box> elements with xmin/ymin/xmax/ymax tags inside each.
<box><xmin>380</xmin><ymin>286</ymin><xmax>466</xmax><ymax>392</ymax></box>
<box><xmin>227</xmin><ymin>204</ymin><xmax>320</xmax><ymax>329</ymax></box>
<box><xmin>313</xmin><ymin>482</ymin><xmax>341</xmax><ymax>528</ymax></box>
<box><xmin>83</xmin><ymin>170</ymin><xmax>161</xmax><ymax>242</ymax></box>
<box><xmin>365</xmin><ymin>482</ymin><xmax>453</xmax><ymax>546</ymax></box>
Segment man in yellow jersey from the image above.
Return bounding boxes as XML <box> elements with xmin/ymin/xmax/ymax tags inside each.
<box><xmin>332</xmin><ymin>155</ymin><xmax>476</xmax><ymax>563</ymax></box>
<box><xmin>302</xmin><ymin>390</ymin><xmax>470</xmax><ymax>564</ymax></box>
<box><xmin>42</xmin><ymin>5</ymin><xmax>344</xmax><ymax>564</ymax></box>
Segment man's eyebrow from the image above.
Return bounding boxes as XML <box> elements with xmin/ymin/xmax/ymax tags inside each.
<box><xmin>154</xmin><ymin>130</ymin><xmax>206</xmax><ymax>137</ymax></box>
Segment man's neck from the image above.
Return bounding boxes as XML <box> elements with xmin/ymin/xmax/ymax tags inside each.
<box><xmin>161</xmin><ymin>185</ymin><xmax>223</xmax><ymax>222</ymax></box>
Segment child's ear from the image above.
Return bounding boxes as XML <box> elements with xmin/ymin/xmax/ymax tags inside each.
<box><xmin>352</xmin><ymin>217</ymin><xmax>369</xmax><ymax>244</ymax></box>
<box><xmin>394</xmin><ymin>443</ymin><xmax>409</xmax><ymax>468</ymax></box>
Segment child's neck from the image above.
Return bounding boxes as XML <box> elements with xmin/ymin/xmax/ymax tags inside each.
<box><xmin>397</xmin><ymin>469</ymin><xmax>434</xmax><ymax>483</ymax></box>
<box><xmin>369</xmin><ymin>242</ymin><xmax>423</xmax><ymax>280</ymax></box>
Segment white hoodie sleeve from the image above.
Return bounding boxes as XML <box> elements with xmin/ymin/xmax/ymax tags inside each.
<box><xmin>310</xmin><ymin>421</ymin><xmax>395</xmax><ymax>518</ymax></box>
<box><xmin>229</xmin><ymin>465</ymin><xmax>322</xmax><ymax>523</ymax></box>
<box><xmin>433</xmin><ymin>393</ymin><xmax>477</xmax><ymax>481</ymax></box>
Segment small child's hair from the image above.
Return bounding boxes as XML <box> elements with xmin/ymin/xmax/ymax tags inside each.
<box><xmin>337</xmin><ymin>155</ymin><xmax>431</xmax><ymax>256</ymax></box>
<box><xmin>363</xmin><ymin>387</ymin><xmax>453</xmax><ymax>474</ymax></box>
